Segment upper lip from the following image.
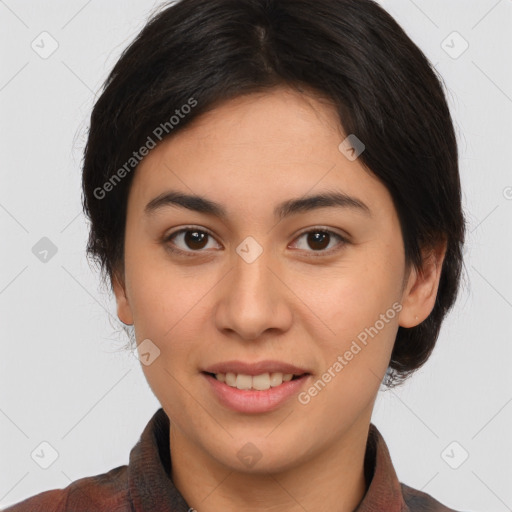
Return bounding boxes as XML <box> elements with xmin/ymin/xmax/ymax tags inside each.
<box><xmin>202</xmin><ymin>360</ymin><xmax>311</xmax><ymax>376</ymax></box>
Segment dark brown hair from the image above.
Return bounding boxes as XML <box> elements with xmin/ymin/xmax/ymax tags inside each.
<box><xmin>81</xmin><ymin>0</ymin><xmax>466</xmax><ymax>387</ymax></box>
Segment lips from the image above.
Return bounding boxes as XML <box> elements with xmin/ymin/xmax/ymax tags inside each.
<box><xmin>202</xmin><ymin>369</ymin><xmax>311</xmax><ymax>414</ymax></box>
<box><xmin>202</xmin><ymin>359</ymin><xmax>310</xmax><ymax>376</ymax></box>
<box><xmin>202</xmin><ymin>360</ymin><xmax>311</xmax><ymax>395</ymax></box>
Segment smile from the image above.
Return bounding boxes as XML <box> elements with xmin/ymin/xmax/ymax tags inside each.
<box><xmin>206</xmin><ymin>371</ymin><xmax>304</xmax><ymax>391</ymax></box>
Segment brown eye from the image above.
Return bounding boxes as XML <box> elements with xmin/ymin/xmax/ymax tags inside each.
<box><xmin>291</xmin><ymin>229</ymin><xmax>348</xmax><ymax>256</ymax></box>
<box><xmin>164</xmin><ymin>228</ymin><xmax>221</xmax><ymax>255</ymax></box>
<box><xmin>182</xmin><ymin>230</ymin><xmax>208</xmax><ymax>250</ymax></box>
<box><xmin>306</xmin><ymin>231</ymin><xmax>330</xmax><ymax>251</ymax></box>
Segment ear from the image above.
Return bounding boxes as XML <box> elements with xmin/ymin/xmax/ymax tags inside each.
<box><xmin>112</xmin><ymin>272</ymin><xmax>134</xmax><ymax>326</ymax></box>
<box><xmin>398</xmin><ymin>239</ymin><xmax>447</xmax><ymax>328</ymax></box>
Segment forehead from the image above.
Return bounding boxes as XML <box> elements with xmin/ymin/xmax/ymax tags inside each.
<box><xmin>163</xmin><ymin>87</ymin><xmax>344</xmax><ymax>154</ymax></box>
<box><xmin>127</xmin><ymin>87</ymin><xmax>392</xmax><ymax>220</ymax></box>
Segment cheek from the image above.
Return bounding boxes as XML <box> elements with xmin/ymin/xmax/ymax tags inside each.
<box><xmin>128</xmin><ymin>265</ymin><xmax>205</xmax><ymax>421</ymax></box>
<box><xmin>301</xmin><ymin>248</ymin><xmax>402</xmax><ymax>381</ymax></box>
<box><xmin>125</xmin><ymin>241</ymin><xmax>185</xmax><ymax>333</ymax></box>
<box><xmin>297</xmin><ymin>278</ymin><xmax>400</xmax><ymax>423</ymax></box>
<box><xmin>126</xmin><ymin>250</ymin><xmax>214</xmax><ymax>370</ymax></box>
<box><xmin>311</xmin><ymin>249</ymin><xmax>402</xmax><ymax>328</ymax></box>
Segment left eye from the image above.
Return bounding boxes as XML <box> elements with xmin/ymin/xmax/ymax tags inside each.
<box><xmin>290</xmin><ymin>229</ymin><xmax>347</xmax><ymax>254</ymax></box>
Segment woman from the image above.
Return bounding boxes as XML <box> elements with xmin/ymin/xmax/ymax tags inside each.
<box><xmin>4</xmin><ymin>0</ymin><xmax>468</xmax><ymax>510</ymax></box>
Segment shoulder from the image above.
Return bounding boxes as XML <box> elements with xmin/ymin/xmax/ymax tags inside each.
<box><xmin>2</xmin><ymin>465</ymin><xmax>130</xmax><ymax>512</ymax></box>
<box><xmin>1</xmin><ymin>488</ymin><xmax>67</xmax><ymax>512</ymax></box>
<box><xmin>401</xmin><ymin>482</ymin><xmax>465</xmax><ymax>512</ymax></box>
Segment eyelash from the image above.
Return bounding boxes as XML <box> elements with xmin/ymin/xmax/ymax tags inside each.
<box><xmin>163</xmin><ymin>226</ymin><xmax>349</xmax><ymax>258</ymax></box>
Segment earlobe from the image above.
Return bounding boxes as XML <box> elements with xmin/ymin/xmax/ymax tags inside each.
<box><xmin>398</xmin><ymin>240</ymin><xmax>447</xmax><ymax>328</ymax></box>
<box><xmin>112</xmin><ymin>273</ymin><xmax>134</xmax><ymax>326</ymax></box>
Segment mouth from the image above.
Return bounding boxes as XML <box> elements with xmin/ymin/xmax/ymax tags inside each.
<box><xmin>201</xmin><ymin>363</ymin><xmax>312</xmax><ymax>413</ymax></box>
<box><xmin>202</xmin><ymin>371</ymin><xmax>307</xmax><ymax>391</ymax></box>
<box><xmin>202</xmin><ymin>360</ymin><xmax>311</xmax><ymax>390</ymax></box>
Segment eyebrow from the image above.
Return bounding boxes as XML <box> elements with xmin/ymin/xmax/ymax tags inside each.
<box><xmin>144</xmin><ymin>189</ymin><xmax>371</xmax><ymax>220</ymax></box>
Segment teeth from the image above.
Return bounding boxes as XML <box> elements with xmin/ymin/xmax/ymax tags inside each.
<box><xmin>213</xmin><ymin>372</ymin><xmax>298</xmax><ymax>390</ymax></box>
<box><xmin>269</xmin><ymin>372</ymin><xmax>284</xmax><ymax>386</ymax></box>
<box><xmin>236</xmin><ymin>374</ymin><xmax>252</xmax><ymax>390</ymax></box>
<box><xmin>225</xmin><ymin>372</ymin><xmax>237</xmax><ymax>386</ymax></box>
<box><xmin>252</xmin><ymin>373</ymin><xmax>270</xmax><ymax>390</ymax></box>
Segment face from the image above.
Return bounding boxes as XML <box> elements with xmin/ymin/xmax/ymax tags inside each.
<box><xmin>113</xmin><ymin>86</ymin><xmax>442</xmax><ymax>474</ymax></box>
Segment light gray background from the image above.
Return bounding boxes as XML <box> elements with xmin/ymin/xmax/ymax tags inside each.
<box><xmin>1</xmin><ymin>0</ymin><xmax>511</xmax><ymax>510</ymax></box>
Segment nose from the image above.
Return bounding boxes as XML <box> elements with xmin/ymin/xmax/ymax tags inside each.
<box><xmin>213</xmin><ymin>244</ymin><xmax>293</xmax><ymax>341</ymax></box>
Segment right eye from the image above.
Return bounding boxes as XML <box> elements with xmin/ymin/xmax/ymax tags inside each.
<box><xmin>163</xmin><ymin>227</ymin><xmax>222</xmax><ymax>256</ymax></box>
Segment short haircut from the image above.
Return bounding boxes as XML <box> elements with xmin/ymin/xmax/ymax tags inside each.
<box><xmin>82</xmin><ymin>0</ymin><xmax>466</xmax><ymax>387</ymax></box>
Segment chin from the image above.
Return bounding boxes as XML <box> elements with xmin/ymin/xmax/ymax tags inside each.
<box><xmin>205</xmin><ymin>434</ymin><xmax>312</xmax><ymax>475</ymax></box>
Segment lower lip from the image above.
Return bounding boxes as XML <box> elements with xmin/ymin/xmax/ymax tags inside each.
<box><xmin>203</xmin><ymin>373</ymin><xmax>310</xmax><ymax>414</ymax></box>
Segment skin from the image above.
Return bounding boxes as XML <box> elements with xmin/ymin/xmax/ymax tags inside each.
<box><xmin>113</xmin><ymin>86</ymin><xmax>446</xmax><ymax>512</ymax></box>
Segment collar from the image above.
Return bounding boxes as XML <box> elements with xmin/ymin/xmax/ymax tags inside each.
<box><xmin>128</xmin><ymin>407</ymin><xmax>407</xmax><ymax>511</ymax></box>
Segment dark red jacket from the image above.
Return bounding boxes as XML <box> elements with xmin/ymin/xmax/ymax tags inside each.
<box><xmin>2</xmin><ymin>408</ymin><xmax>462</xmax><ymax>511</ymax></box>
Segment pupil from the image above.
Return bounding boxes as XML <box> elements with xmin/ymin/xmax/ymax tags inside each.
<box><xmin>308</xmin><ymin>232</ymin><xmax>329</xmax><ymax>250</ymax></box>
<box><xmin>185</xmin><ymin>230</ymin><xmax>207</xmax><ymax>249</ymax></box>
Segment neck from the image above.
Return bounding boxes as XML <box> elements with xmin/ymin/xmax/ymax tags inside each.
<box><xmin>169</xmin><ymin>415</ymin><xmax>371</xmax><ymax>512</ymax></box>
